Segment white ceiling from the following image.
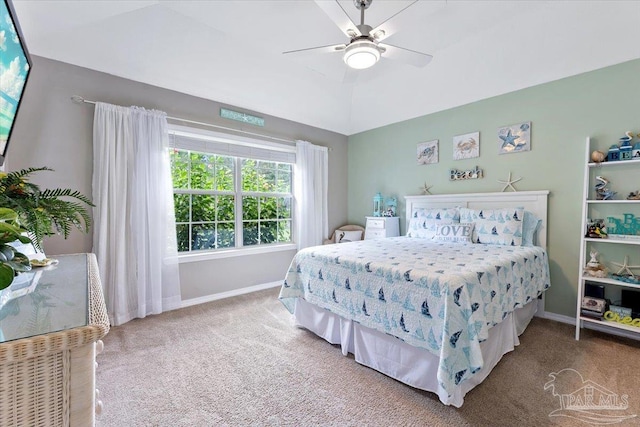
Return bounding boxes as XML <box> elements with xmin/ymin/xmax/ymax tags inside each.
<box><xmin>12</xmin><ymin>0</ymin><xmax>640</xmax><ymax>135</ymax></box>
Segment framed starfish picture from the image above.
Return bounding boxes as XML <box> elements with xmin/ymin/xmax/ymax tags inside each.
<box><xmin>498</xmin><ymin>122</ymin><xmax>531</xmax><ymax>154</ymax></box>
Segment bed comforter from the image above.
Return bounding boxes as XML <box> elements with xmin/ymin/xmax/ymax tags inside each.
<box><xmin>279</xmin><ymin>237</ymin><xmax>550</xmax><ymax>400</ymax></box>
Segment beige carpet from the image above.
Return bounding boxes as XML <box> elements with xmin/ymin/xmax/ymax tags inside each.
<box><xmin>96</xmin><ymin>288</ymin><xmax>640</xmax><ymax>427</ymax></box>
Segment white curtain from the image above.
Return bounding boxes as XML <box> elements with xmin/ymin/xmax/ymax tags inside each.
<box><xmin>294</xmin><ymin>140</ymin><xmax>329</xmax><ymax>249</ymax></box>
<box><xmin>92</xmin><ymin>102</ymin><xmax>181</xmax><ymax>326</ymax></box>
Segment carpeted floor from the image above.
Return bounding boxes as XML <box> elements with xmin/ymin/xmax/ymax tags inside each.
<box><xmin>96</xmin><ymin>288</ymin><xmax>640</xmax><ymax>427</ymax></box>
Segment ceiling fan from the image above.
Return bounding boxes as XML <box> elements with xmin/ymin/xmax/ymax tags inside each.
<box><xmin>284</xmin><ymin>0</ymin><xmax>433</xmax><ymax>70</ymax></box>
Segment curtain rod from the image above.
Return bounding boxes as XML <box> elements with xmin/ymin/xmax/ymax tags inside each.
<box><xmin>70</xmin><ymin>95</ymin><xmax>297</xmax><ymax>145</ymax></box>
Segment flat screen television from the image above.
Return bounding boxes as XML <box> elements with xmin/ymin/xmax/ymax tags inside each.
<box><xmin>0</xmin><ymin>0</ymin><xmax>31</xmax><ymax>166</ymax></box>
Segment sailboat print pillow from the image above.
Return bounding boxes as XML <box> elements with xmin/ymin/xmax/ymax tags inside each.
<box><xmin>459</xmin><ymin>207</ymin><xmax>525</xmax><ymax>246</ymax></box>
<box><xmin>406</xmin><ymin>207</ymin><xmax>460</xmax><ymax>239</ymax></box>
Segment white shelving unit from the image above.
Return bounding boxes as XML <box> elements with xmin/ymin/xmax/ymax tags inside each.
<box><xmin>576</xmin><ymin>137</ymin><xmax>640</xmax><ymax>339</ymax></box>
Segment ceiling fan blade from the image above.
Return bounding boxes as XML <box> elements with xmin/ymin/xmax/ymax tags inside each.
<box><xmin>283</xmin><ymin>43</ymin><xmax>347</xmax><ymax>56</ymax></box>
<box><xmin>313</xmin><ymin>0</ymin><xmax>361</xmax><ymax>38</ymax></box>
<box><xmin>379</xmin><ymin>43</ymin><xmax>433</xmax><ymax>68</ymax></box>
<box><xmin>369</xmin><ymin>0</ymin><xmax>419</xmax><ymax>42</ymax></box>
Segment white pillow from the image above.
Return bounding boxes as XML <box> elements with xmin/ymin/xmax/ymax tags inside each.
<box><xmin>410</xmin><ymin>207</ymin><xmax>460</xmax><ymax>222</ymax></box>
<box><xmin>433</xmin><ymin>222</ymin><xmax>475</xmax><ymax>243</ymax></box>
<box><xmin>407</xmin><ymin>219</ymin><xmax>454</xmax><ymax>239</ymax></box>
<box><xmin>335</xmin><ymin>230</ymin><xmax>362</xmax><ymax>243</ymax></box>
<box><xmin>459</xmin><ymin>207</ymin><xmax>524</xmax><ymax>246</ymax></box>
<box><xmin>407</xmin><ymin>208</ymin><xmax>460</xmax><ymax>239</ymax></box>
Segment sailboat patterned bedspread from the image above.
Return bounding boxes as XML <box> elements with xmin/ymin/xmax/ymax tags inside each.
<box><xmin>279</xmin><ymin>236</ymin><xmax>550</xmax><ymax>399</ymax></box>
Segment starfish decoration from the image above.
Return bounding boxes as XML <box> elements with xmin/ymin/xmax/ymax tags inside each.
<box><xmin>610</xmin><ymin>256</ymin><xmax>640</xmax><ymax>277</ymax></box>
<box><xmin>497</xmin><ymin>172</ymin><xmax>522</xmax><ymax>192</ymax></box>
<box><xmin>499</xmin><ymin>129</ymin><xmax>520</xmax><ymax>149</ymax></box>
<box><xmin>421</xmin><ymin>182</ymin><xmax>433</xmax><ymax>195</ymax></box>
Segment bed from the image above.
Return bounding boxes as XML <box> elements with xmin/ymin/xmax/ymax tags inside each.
<box><xmin>279</xmin><ymin>191</ymin><xmax>550</xmax><ymax>407</ymax></box>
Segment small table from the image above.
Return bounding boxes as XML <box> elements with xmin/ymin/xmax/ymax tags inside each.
<box><xmin>0</xmin><ymin>253</ymin><xmax>110</xmax><ymax>427</ymax></box>
<box><xmin>364</xmin><ymin>216</ymin><xmax>400</xmax><ymax>239</ymax></box>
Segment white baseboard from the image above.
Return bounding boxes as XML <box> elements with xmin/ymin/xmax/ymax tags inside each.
<box><xmin>181</xmin><ymin>281</ymin><xmax>282</xmax><ymax>308</ymax></box>
<box><xmin>539</xmin><ymin>311</ymin><xmax>640</xmax><ymax>341</ymax></box>
<box><xmin>539</xmin><ymin>311</ymin><xmax>574</xmax><ymax>324</ymax></box>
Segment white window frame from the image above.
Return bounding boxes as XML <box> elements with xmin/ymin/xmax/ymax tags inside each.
<box><xmin>169</xmin><ymin>124</ymin><xmax>297</xmax><ymax>262</ymax></box>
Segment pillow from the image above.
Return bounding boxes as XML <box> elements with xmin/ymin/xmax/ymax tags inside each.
<box><xmin>411</xmin><ymin>207</ymin><xmax>460</xmax><ymax>222</ymax></box>
<box><xmin>407</xmin><ymin>219</ymin><xmax>454</xmax><ymax>239</ymax></box>
<box><xmin>433</xmin><ymin>222</ymin><xmax>475</xmax><ymax>243</ymax></box>
<box><xmin>522</xmin><ymin>211</ymin><xmax>542</xmax><ymax>246</ymax></box>
<box><xmin>406</xmin><ymin>207</ymin><xmax>460</xmax><ymax>239</ymax></box>
<box><xmin>335</xmin><ymin>230</ymin><xmax>362</xmax><ymax>243</ymax></box>
<box><xmin>459</xmin><ymin>207</ymin><xmax>524</xmax><ymax>246</ymax></box>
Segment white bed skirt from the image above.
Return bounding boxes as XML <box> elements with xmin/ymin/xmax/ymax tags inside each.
<box><xmin>292</xmin><ymin>298</ymin><xmax>538</xmax><ymax>407</ymax></box>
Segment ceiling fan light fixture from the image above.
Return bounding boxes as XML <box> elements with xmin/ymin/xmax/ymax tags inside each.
<box><xmin>343</xmin><ymin>40</ymin><xmax>380</xmax><ymax>69</ymax></box>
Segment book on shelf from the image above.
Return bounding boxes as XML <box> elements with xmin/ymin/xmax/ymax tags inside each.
<box><xmin>580</xmin><ymin>309</ymin><xmax>604</xmax><ymax>320</ymax></box>
<box><xmin>608</xmin><ymin>234</ymin><xmax>640</xmax><ymax>241</ymax></box>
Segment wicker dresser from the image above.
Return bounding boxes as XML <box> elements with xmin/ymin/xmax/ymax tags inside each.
<box><xmin>0</xmin><ymin>253</ymin><xmax>110</xmax><ymax>427</ymax></box>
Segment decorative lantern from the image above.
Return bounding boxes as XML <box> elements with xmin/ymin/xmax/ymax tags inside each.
<box><xmin>384</xmin><ymin>197</ymin><xmax>397</xmax><ymax>217</ymax></box>
<box><xmin>373</xmin><ymin>192</ymin><xmax>384</xmax><ymax>217</ymax></box>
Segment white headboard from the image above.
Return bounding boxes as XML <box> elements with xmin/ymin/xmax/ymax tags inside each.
<box><xmin>404</xmin><ymin>191</ymin><xmax>549</xmax><ymax>248</ymax></box>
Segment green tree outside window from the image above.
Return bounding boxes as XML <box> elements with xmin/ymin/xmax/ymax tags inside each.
<box><xmin>170</xmin><ymin>149</ymin><xmax>292</xmax><ymax>252</ymax></box>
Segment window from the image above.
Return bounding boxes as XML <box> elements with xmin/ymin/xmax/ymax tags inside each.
<box><xmin>169</xmin><ymin>129</ymin><xmax>294</xmax><ymax>254</ymax></box>
<box><xmin>240</xmin><ymin>159</ymin><xmax>292</xmax><ymax>246</ymax></box>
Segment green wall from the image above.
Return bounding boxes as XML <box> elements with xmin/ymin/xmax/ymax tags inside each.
<box><xmin>347</xmin><ymin>59</ymin><xmax>640</xmax><ymax>318</ymax></box>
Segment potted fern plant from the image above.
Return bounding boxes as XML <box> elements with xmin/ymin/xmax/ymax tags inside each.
<box><xmin>0</xmin><ymin>207</ymin><xmax>33</xmax><ymax>290</ymax></box>
<box><xmin>0</xmin><ymin>167</ymin><xmax>93</xmax><ymax>252</ymax></box>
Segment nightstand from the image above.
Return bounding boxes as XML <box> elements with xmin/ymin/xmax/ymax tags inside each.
<box><xmin>365</xmin><ymin>216</ymin><xmax>400</xmax><ymax>239</ymax></box>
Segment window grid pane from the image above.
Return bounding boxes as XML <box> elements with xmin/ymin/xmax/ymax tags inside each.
<box><xmin>190</xmin><ymin>152</ymin><xmax>216</xmax><ymax>190</ymax></box>
<box><xmin>171</xmin><ymin>148</ymin><xmax>292</xmax><ymax>252</ymax></box>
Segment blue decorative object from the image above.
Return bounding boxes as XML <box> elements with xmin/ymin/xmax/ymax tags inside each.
<box><xmin>595</xmin><ymin>176</ymin><xmax>616</xmax><ymax>200</ymax></box>
<box><xmin>619</xmin><ymin>131</ymin><xmax>633</xmax><ymax>145</ymax></box>
<box><xmin>633</xmin><ymin>142</ymin><xmax>640</xmax><ymax>160</ymax></box>
<box><xmin>607</xmin><ymin>213</ymin><xmax>640</xmax><ymax>236</ymax></box>
<box><xmin>383</xmin><ymin>197</ymin><xmax>397</xmax><ymax>217</ymax></box>
<box><xmin>620</xmin><ymin>139</ymin><xmax>633</xmax><ymax>160</ymax></box>
<box><xmin>607</xmin><ymin>144</ymin><xmax>620</xmax><ymax>162</ymax></box>
<box><xmin>373</xmin><ymin>192</ymin><xmax>384</xmax><ymax>217</ymax></box>
<box><xmin>220</xmin><ymin>108</ymin><xmax>265</xmax><ymax>127</ymax></box>
<box><xmin>609</xmin><ymin>274</ymin><xmax>640</xmax><ymax>285</ymax></box>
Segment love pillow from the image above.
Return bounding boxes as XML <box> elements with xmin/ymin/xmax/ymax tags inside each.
<box><xmin>433</xmin><ymin>223</ymin><xmax>475</xmax><ymax>243</ymax></box>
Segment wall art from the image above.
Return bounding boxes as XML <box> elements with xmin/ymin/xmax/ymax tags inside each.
<box><xmin>498</xmin><ymin>122</ymin><xmax>531</xmax><ymax>154</ymax></box>
<box><xmin>417</xmin><ymin>140</ymin><xmax>438</xmax><ymax>165</ymax></box>
<box><xmin>453</xmin><ymin>131</ymin><xmax>479</xmax><ymax>160</ymax></box>
<box><xmin>450</xmin><ymin>166</ymin><xmax>483</xmax><ymax>181</ymax></box>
